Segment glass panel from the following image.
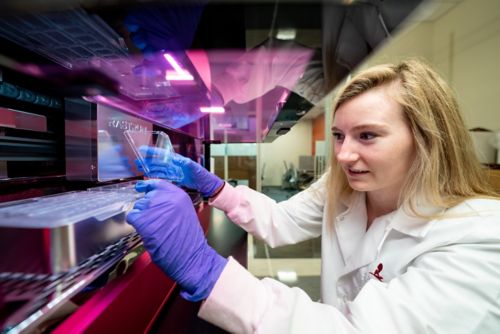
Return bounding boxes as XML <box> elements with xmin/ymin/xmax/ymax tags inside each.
<box><xmin>0</xmin><ymin>0</ymin><xmax>425</xmax><ymax>142</ymax></box>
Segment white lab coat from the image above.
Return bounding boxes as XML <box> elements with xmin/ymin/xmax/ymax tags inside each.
<box><xmin>198</xmin><ymin>174</ymin><xmax>500</xmax><ymax>333</ymax></box>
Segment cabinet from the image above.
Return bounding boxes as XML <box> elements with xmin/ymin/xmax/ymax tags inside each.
<box><xmin>487</xmin><ymin>168</ymin><xmax>500</xmax><ymax>194</ymax></box>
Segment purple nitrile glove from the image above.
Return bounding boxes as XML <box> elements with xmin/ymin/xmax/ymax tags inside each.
<box><xmin>138</xmin><ymin>147</ymin><xmax>224</xmax><ymax>197</ymax></box>
<box><xmin>126</xmin><ymin>180</ymin><xmax>227</xmax><ymax>301</ymax></box>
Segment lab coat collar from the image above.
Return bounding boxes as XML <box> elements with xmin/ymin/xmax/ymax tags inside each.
<box><xmin>336</xmin><ymin>192</ymin><xmax>442</xmax><ymax>239</ymax></box>
<box><xmin>389</xmin><ymin>199</ymin><xmax>443</xmax><ymax>238</ymax></box>
<box><xmin>335</xmin><ymin>192</ymin><xmax>367</xmax><ymax>262</ymax></box>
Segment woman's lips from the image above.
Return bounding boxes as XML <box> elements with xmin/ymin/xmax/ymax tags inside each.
<box><xmin>346</xmin><ymin>167</ymin><xmax>369</xmax><ymax>176</ymax></box>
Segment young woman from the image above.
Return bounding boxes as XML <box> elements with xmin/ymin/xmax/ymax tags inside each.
<box><xmin>127</xmin><ymin>59</ymin><xmax>500</xmax><ymax>333</ymax></box>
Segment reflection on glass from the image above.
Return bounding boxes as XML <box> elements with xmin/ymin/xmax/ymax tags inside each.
<box><xmin>98</xmin><ymin>130</ymin><xmax>135</xmax><ymax>181</ymax></box>
<box><xmin>124</xmin><ymin>130</ymin><xmax>184</xmax><ymax>182</ymax></box>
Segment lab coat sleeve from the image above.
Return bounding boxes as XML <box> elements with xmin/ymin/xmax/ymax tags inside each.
<box><xmin>208</xmin><ymin>174</ymin><xmax>326</xmax><ymax>247</ymax></box>
<box><xmin>199</xmin><ymin>231</ymin><xmax>500</xmax><ymax>333</ymax></box>
<box><xmin>198</xmin><ymin>257</ymin><xmax>361</xmax><ymax>334</ymax></box>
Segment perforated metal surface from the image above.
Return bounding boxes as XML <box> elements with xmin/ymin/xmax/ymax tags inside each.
<box><xmin>0</xmin><ymin>9</ymin><xmax>128</xmax><ymax>69</ymax></box>
<box><xmin>0</xmin><ymin>233</ymin><xmax>143</xmax><ymax>334</ymax></box>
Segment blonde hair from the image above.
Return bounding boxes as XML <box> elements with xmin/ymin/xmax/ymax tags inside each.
<box><xmin>326</xmin><ymin>59</ymin><xmax>497</xmax><ymax>224</ymax></box>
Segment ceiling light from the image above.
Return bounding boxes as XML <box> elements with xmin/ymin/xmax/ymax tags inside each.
<box><xmin>200</xmin><ymin>106</ymin><xmax>225</xmax><ymax>113</ymax></box>
<box><xmin>277</xmin><ymin>270</ymin><xmax>298</xmax><ymax>283</ymax></box>
<box><xmin>276</xmin><ymin>28</ymin><xmax>296</xmax><ymax>40</ymax></box>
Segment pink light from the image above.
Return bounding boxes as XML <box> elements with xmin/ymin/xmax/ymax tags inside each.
<box><xmin>278</xmin><ymin>90</ymin><xmax>290</xmax><ymax>103</ymax></box>
<box><xmin>200</xmin><ymin>106</ymin><xmax>225</xmax><ymax>113</ymax></box>
<box><xmin>163</xmin><ymin>53</ymin><xmax>194</xmax><ymax>81</ymax></box>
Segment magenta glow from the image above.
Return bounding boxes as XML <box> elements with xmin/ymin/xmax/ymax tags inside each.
<box><xmin>163</xmin><ymin>53</ymin><xmax>194</xmax><ymax>81</ymax></box>
<box><xmin>200</xmin><ymin>106</ymin><xmax>225</xmax><ymax>113</ymax></box>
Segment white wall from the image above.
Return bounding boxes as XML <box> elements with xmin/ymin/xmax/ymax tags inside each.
<box><xmin>363</xmin><ymin>0</ymin><xmax>500</xmax><ymax>130</ymax></box>
<box><xmin>432</xmin><ymin>0</ymin><xmax>500</xmax><ymax>128</ymax></box>
<box><xmin>364</xmin><ymin>23</ymin><xmax>434</xmax><ymax>67</ymax></box>
<box><xmin>260</xmin><ymin>120</ymin><xmax>312</xmax><ymax>186</ymax></box>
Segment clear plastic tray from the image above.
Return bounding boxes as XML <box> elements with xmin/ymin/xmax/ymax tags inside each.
<box><xmin>87</xmin><ymin>181</ymin><xmax>140</xmax><ymax>194</ymax></box>
<box><xmin>0</xmin><ymin>191</ymin><xmax>138</xmax><ymax>228</ymax></box>
<box><xmin>123</xmin><ymin>130</ymin><xmax>184</xmax><ymax>182</ymax></box>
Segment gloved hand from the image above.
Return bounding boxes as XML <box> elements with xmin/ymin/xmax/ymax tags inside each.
<box><xmin>126</xmin><ymin>180</ymin><xmax>227</xmax><ymax>301</ymax></box>
<box><xmin>139</xmin><ymin>147</ymin><xmax>224</xmax><ymax>197</ymax></box>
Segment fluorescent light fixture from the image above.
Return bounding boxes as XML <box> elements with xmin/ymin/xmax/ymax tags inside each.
<box><xmin>276</xmin><ymin>28</ymin><xmax>297</xmax><ymax>40</ymax></box>
<box><xmin>277</xmin><ymin>270</ymin><xmax>298</xmax><ymax>283</ymax></box>
<box><xmin>163</xmin><ymin>53</ymin><xmax>194</xmax><ymax>81</ymax></box>
<box><xmin>200</xmin><ymin>106</ymin><xmax>225</xmax><ymax>113</ymax></box>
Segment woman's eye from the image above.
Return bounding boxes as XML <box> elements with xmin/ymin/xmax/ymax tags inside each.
<box><xmin>360</xmin><ymin>132</ymin><xmax>377</xmax><ymax>140</ymax></box>
<box><xmin>332</xmin><ymin>132</ymin><xmax>344</xmax><ymax>141</ymax></box>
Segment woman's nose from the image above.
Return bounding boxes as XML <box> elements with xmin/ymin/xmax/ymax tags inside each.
<box><xmin>335</xmin><ymin>140</ymin><xmax>359</xmax><ymax>162</ymax></box>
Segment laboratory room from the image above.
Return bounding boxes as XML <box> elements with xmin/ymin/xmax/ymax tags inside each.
<box><xmin>1</xmin><ymin>0</ymin><xmax>500</xmax><ymax>333</ymax></box>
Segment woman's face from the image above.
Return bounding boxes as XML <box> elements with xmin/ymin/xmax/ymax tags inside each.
<box><xmin>332</xmin><ymin>85</ymin><xmax>415</xmax><ymax>198</ymax></box>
